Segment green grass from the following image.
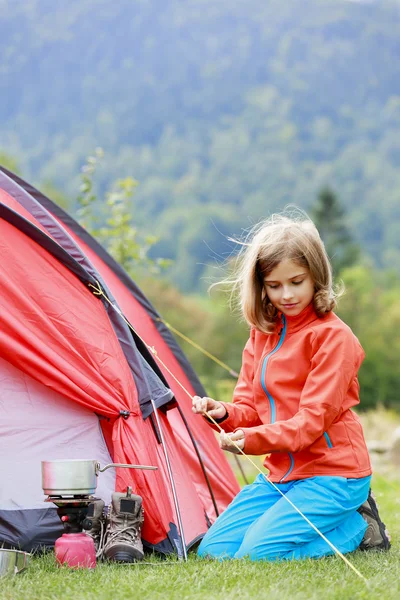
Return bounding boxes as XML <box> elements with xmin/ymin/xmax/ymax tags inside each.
<box><xmin>1</xmin><ymin>475</ymin><xmax>398</xmax><ymax>600</ymax></box>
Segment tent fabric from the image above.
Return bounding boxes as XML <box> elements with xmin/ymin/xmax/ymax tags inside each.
<box><xmin>0</xmin><ymin>356</ymin><xmax>115</xmax><ymax>550</ymax></box>
<box><xmin>0</xmin><ymin>356</ymin><xmax>115</xmax><ymax>511</ymax></box>
<box><xmin>0</xmin><ymin>191</ymin><xmax>140</xmax><ymax>418</ymax></box>
<box><xmin>0</xmin><ymin>169</ymin><xmax>206</xmax><ymax>399</ymax></box>
<box><xmin>0</xmin><ymin>177</ymin><xmax>175</xmax><ymax>418</ymax></box>
<box><xmin>0</xmin><ymin>168</ymin><xmax>241</xmax><ymax>518</ymax></box>
<box><xmin>0</xmin><ymin>168</ymin><xmax>240</xmax><ymax>554</ymax></box>
<box><xmin>0</xmin><ymin>509</ymin><xmax>62</xmax><ymax>552</ymax></box>
<box><xmin>0</xmin><ymin>200</ymin><xmax>180</xmax><ymax>548</ymax></box>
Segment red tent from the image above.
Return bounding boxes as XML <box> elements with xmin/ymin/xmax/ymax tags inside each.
<box><xmin>0</xmin><ymin>167</ymin><xmax>240</xmax><ymax>554</ymax></box>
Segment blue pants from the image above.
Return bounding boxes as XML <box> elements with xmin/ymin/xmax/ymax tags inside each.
<box><xmin>198</xmin><ymin>474</ymin><xmax>371</xmax><ymax>561</ymax></box>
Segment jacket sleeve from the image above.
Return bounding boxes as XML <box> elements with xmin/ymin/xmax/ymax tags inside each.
<box><xmin>205</xmin><ymin>328</ymin><xmax>263</xmax><ymax>433</ymax></box>
<box><xmin>241</xmin><ymin>326</ymin><xmax>365</xmax><ymax>455</ymax></box>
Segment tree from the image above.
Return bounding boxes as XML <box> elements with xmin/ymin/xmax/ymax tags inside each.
<box><xmin>338</xmin><ymin>264</ymin><xmax>400</xmax><ymax>411</ymax></box>
<box><xmin>76</xmin><ymin>149</ymin><xmax>172</xmax><ymax>278</ymax></box>
<box><xmin>311</xmin><ymin>187</ymin><xmax>360</xmax><ymax>275</ymax></box>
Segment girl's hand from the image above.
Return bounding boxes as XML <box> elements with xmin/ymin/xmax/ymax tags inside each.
<box><xmin>219</xmin><ymin>430</ymin><xmax>245</xmax><ymax>454</ymax></box>
<box><xmin>192</xmin><ymin>396</ymin><xmax>227</xmax><ymax>420</ymax></box>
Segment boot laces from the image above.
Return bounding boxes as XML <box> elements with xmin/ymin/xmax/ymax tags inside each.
<box><xmin>105</xmin><ymin>521</ymin><xmax>142</xmax><ymax>546</ymax></box>
<box><xmin>86</xmin><ymin>516</ymin><xmax>107</xmax><ymax>559</ymax></box>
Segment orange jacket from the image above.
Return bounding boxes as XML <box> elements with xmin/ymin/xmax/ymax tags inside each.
<box><xmin>214</xmin><ymin>303</ymin><xmax>372</xmax><ymax>482</ymax></box>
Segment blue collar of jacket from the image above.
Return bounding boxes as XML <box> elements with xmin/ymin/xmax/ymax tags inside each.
<box><xmin>277</xmin><ymin>302</ymin><xmax>320</xmax><ymax>334</ymax></box>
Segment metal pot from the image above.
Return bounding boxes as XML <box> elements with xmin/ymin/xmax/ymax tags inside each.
<box><xmin>0</xmin><ymin>549</ymin><xmax>30</xmax><ymax>578</ymax></box>
<box><xmin>41</xmin><ymin>459</ymin><xmax>157</xmax><ymax>496</ymax></box>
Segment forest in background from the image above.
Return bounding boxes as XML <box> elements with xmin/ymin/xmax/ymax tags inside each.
<box><xmin>1</xmin><ymin>0</ymin><xmax>400</xmax><ymax>290</ymax></box>
<box><xmin>1</xmin><ymin>0</ymin><xmax>400</xmax><ymax>409</ymax></box>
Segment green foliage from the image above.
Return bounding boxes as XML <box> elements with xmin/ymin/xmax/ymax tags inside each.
<box><xmin>0</xmin><ymin>151</ymin><xmax>20</xmax><ymax>174</ymax></box>
<box><xmin>1</xmin><ymin>0</ymin><xmax>400</xmax><ymax>291</ymax></box>
<box><xmin>76</xmin><ymin>150</ymin><xmax>172</xmax><ymax>277</ymax></box>
<box><xmin>338</xmin><ymin>264</ymin><xmax>400</xmax><ymax>410</ymax></box>
<box><xmin>311</xmin><ymin>187</ymin><xmax>360</xmax><ymax>275</ymax></box>
<box><xmin>76</xmin><ymin>147</ymin><xmax>105</xmax><ymax>232</ymax></box>
<box><xmin>138</xmin><ymin>274</ymin><xmax>249</xmax><ymax>388</ymax></box>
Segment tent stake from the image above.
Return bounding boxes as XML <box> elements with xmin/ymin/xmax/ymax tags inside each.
<box><xmin>150</xmin><ymin>399</ymin><xmax>188</xmax><ymax>561</ymax></box>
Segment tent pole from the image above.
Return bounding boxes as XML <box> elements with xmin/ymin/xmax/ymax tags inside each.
<box><xmin>176</xmin><ymin>405</ymin><xmax>220</xmax><ymax>517</ymax></box>
<box><xmin>150</xmin><ymin>399</ymin><xmax>188</xmax><ymax>561</ymax></box>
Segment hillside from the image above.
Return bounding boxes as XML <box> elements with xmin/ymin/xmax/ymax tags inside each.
<box><xmin>1</xmin><ymin>0</ymin><xmax>400</xmax><ymax>290</ymax></box>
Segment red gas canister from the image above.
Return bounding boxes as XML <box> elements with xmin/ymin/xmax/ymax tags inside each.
<box><xmin>55</xmin><ymin>533</ymin><xmax>96</xmax><ymax>569</ymax></box>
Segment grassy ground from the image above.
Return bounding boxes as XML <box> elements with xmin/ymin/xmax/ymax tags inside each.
<box><xmin>2</xmin><ymin>408</ymin><xmax>399</xmax><ymax>600</ymax></box>
<box><xmin>1</xmin><ymin>473</ymin><xmax>398</xmax><ymax>600</ymax></box>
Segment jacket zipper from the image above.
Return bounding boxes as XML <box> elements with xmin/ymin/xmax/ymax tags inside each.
<box><xmin>259</xmin><ymin>315</ymin><xmax>295</xmax><ymax>482</ymax></box>
<box><xmin>260</xmin><ymin>315</ymin><xmax>287</xmax><ymax>424</ymax></box>
<box><xmin>281</xmin><ymin>453</ymin><xmax>295</xmax><ymax>481</ymax></box>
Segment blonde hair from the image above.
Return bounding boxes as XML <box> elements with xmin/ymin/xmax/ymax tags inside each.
<box><xmin>226</xmin><ymin>211</ymin><xmax>341</xmax><ymax>333</ymax></box>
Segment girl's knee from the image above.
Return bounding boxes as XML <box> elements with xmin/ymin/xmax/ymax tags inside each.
<box><xmin>234</xmin><ymin>530</ymin><xmax>290</xmax><ymax>561</ymax></box>
<box><xmin>198</xmin><ymin>539</ymin><xmax>235</xmax><ymax>560</ymax></box>
<box><xmin>234</xmin><ymin>541</ymin><xmax>286</xmax><ymax>561</ymax></box>
<box><xmin>198</xmin><ymin>533</ymin><xmax>236</xmax><ymax>560</ymax></box>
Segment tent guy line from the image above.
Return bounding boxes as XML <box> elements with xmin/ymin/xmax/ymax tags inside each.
<box><xmin>155</xmin><ymin>317</ymin><xmax>250</xmax><ymax>485</ymax></box>
<box><xmin>155</xmin><ymin>318</ymin><xmax>239</xmax><ymax>378</ymax></box>
<box><xmin>88</xmin><ymin>280</ymin><xmax>368</xmax><ymax>584</ymax></box>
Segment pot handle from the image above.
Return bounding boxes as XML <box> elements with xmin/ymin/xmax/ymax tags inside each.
<box><xmin>97</xmin><ymin>463</ymin><xmax>158</xmax><ymax>473</ymax></box>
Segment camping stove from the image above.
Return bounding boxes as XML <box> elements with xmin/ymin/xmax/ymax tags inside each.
<box><xmin>45</xmin><ymin>495</ymin><xmax>98</xmax><ymax>568</ymax></box>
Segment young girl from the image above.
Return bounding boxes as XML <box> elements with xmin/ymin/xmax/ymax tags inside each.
<box><xmin>192</xmin><ymin>213</ymin><xmax>390</xmax><ymax>561</ymax></box>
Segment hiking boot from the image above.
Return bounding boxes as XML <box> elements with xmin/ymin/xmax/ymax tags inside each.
<box><xmin>84</xmin><ymin>499</ymin><xmax>106</xmax><ymax>557</ymax></box>
<box><xmin>358</xmin><ymin>489</ymin><xmax>391</xmax><ymax>551</ymax></box>
<box><xmin>103</xmin><ymin>488</ymin><xmax>144</xmax><ymax>562</ymax></box>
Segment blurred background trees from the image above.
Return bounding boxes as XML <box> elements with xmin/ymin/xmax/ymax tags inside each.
<box><xmin>311</xmin><ymin>187</ymin><xmax>360</xmax><ymax>275</ymax></box>
<box><xmin>1</xmin><ymin>0</ymin><xmax>399</xmax><ymax>410</ymax></box>
<box><xmin>1</xmin><ymin>0</ymin><xmax>400</xmax><ymax>291</ymax></box>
